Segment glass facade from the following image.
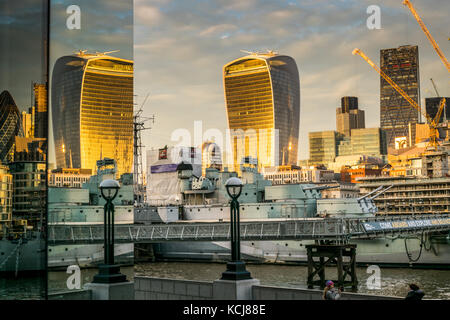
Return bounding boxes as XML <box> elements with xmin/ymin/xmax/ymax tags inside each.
<box><xmin>0</xmin><ymin>164</ymin><xmax>12</xmax><ymax>237</ymax></box>
<box><xmin>338</xmin><ymin>128</ymin><xmax>387</xmax><ymax>157</ymax></box>
<box><xmin>52</xmin><ymin>53</ymin><xmax>134</xmax><ymax>177</ymax></box>
<box><xmin>223</xmin><ymin>53</ymin><xmax>300</xmax><ymax>172</ymax></box>
<box><xmin>309</xmin><ymin>131</ymin><xmax>343</xmax><ymax>165</ymax></box>
<box><xmin>380</xmin><ymin>45</ymin><xmax>420</xmax><ymax>149</ymax></box>
<box><xmin>0</xmin><ymin>91</ymin><xmax>24</xmax><ymax>163</ymax></box>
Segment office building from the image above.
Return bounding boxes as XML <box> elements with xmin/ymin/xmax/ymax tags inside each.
<box><xmin>10</xmin><ymin>137</ymin><xmax>46</xmax><ymax>226</ymax></box>
<box><xmin>0</xmin><ymin>163</ymin><xmax>13</xmax><ymax>237</ymax></box>
<box><xmin>380</xmin><ymin>45</ymin><xmax>420</xmax><ymax>150</ymax></box>
<box><xmin>48</xmin><ymin>168</ymin><xmax>92</xmax><ymax>188</ymax></box>
<box><xmin>309</xmin><ymin>131</ymin><xmax>344</xmax><ymax>165</ymax></box>
<box><xmin>33</xmin><ymin>83</ymin><xmax>47</xmax><ymax>139</ymax></box>
<box><xmin>51</xmin><ymin>52</ymin><xmax>133</xmax><ymax>177</ymax></box>
<box><xmin>336</xmin><ymin>96</ymin><xmax>365</xmax><ymax>137</ymax></box>
<box><xmin>338</xmin><ymin>128</ymin><xmax>387</xmax><ymax>157</ymax></box>
<box><xmin>223</xmin><ymin>51</ymin><xmax>300</xmax><ymax>172</ymax></box>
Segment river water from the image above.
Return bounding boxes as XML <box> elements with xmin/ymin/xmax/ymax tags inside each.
<box><xmin>41</xmin><ymin>262</ymin><xmax>450</xmax><ymax>300</ymax></box>
<box><xmin>134</xmin><ymin>262</ymin><xmax>450</xmax><ymax>299</ymax></box>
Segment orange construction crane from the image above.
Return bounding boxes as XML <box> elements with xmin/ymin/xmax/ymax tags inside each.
<box><xmin>403</xmin><ymin>0</ymin><xmax>450</xmax><ymax>73</ymax></box>
<box><xmin>352</xmin><ymin>48</ymin><xmax>446</xmax><ymax>150</ymax></box>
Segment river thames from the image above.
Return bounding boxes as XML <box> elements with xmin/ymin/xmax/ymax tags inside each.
<box><xmin>40</xmin><ymin>262</ymin><xmax>450</xmax><ymax>300</ymax></box>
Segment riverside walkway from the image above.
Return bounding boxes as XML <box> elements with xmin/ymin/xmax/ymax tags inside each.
<box><xmin>48</xmin><ymin>214</ymin><xmax>450</xmax><ymax>245</ymax></box>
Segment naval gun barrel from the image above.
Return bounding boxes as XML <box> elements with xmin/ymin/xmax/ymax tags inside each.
<box><xmin>302</xmin><ymin>184</ymin><xmax>340</xmax><ymax>191</ymax></box>
<box><xmin>370</xmin><ymin>185</ymin><xmax>393</xmax><ymax>200</ymax></box>
<box><xmin>357</xmin><ymin>185</ymin><xmax>384</xmax><ymax>201</ymax></box>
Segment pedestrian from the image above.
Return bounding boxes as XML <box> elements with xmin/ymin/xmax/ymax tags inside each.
<box><xmin>323</xmin><ymin>280</ymin><xmax>341</xmax><ymax>300</ymax></box>
<box><xmin>405</xmin><ymin>283</ymin><xmax>425</xmax><ymax>300</ymax></box>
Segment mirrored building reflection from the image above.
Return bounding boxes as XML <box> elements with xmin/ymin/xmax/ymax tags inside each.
<box><xmin>223</xmin><ymin>52</ymin><xmax>300</xmax><ymax>173</ymax></box>
<box><xmin>0</xmin><ymin>0</ymin><xmax>48</xmax><ymax>300</ymax></box>
<box><xmin>52</xmin><ymin>52</ymin><xmax>134</xmax><ymax>177</ymax></box>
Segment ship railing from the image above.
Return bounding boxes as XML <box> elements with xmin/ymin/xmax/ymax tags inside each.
<box><xmin>47</xmin><ymin>214</ymin><xmax>450</xmax><ymax>244</ymax></box>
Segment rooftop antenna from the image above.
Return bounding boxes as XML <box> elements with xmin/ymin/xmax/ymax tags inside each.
<box><xmin>97</xmin><ymin>50</ymin><xmax>120</xmax><ymax>56</ymax></box>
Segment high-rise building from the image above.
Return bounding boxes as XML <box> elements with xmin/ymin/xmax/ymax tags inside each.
<box><xmin>338</xmin><ymin>128</ymin><xmax>387</xmax><ymax>158</ymax></box>
<box><xmin>33</xmin><ymin>83</ymin><xmax>47</xmax><ymax>139</ymax></box>
<box><xmin>0</xmin><ymin>91</ymin><xmax>24</xmax><ymax>163</ymax></box>
<box><xmin>336</xmin><ymin>96</ymin><xmax>365</xmax><ymax>137</ymax></box>
<box><xmin>223</xmin><ymin>52</ymin><xmax>300</xmax><ymax>173</ymax></box>
<box><xmin>309</xmin><ymin>131</ymin><xmax>344</xmax><ymax>165</ymax></box>
<box><xmin>0</xmin><ymin>163</ymin><xmax>13</xmax><ymax>237</ymax></box>
<box><xmin>51</xmin><ymin>52</ymin><xmax>133</xmax><ymax>176</ymax></box>
<box><xmin>10</xmin><ymin>137</ymin><xmax>46</xmax><ymax>226</ymax></box>
<box><xmin>21</xmin><ymin>107</ymin><xmax>35</xmax><ymax>138</ymax></box>
<box><xmin>380</xmin><ymin>45</ymin><xmax>420</xmax><ymax>150</ymax></box>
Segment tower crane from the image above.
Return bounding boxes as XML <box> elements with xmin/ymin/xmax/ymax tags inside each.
<box><xmin>352</xmin><ymin>48</ymin><xmax>446</xmax><ymax>150</ymax></box>
<box><xmin>402</xmin><ymin>0</ymin><xmax>450</xmax><ymax>73</ymax></box>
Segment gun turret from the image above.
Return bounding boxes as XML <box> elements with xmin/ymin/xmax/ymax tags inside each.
<box><xmin>370</xmin><ymin>185</ymin><xmax>393</xmax><ymax>200</ymax></box>
<box><xmin>302</xmin><ymin>184</ymin><xmax>340</xmax><ymax>191</ymax></box>
<box><xmin>357</xmin><ymin>185</ymin><xmax>384</xmax><ymax>201</ymax></box>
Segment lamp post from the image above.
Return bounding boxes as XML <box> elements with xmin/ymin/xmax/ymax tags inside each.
<box><xmin>221</xmin><ymin>177</ymin><xmax>252</xmax><ymax>281</ymax></box>
<box><xmin>93</xmin><ymin>179</ymin><xmax>127</xmax><ymax>284</ymax></box>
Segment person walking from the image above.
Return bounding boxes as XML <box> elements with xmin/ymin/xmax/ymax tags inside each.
<box><xmin>405</xmin><ymin>283</ymin><xmax>425</xmax><ymax>300</ymax></box>
<box><xmin>323</xmin><ymin>280</ymin><xmax>341</xmax><ymax>300</ymax></box>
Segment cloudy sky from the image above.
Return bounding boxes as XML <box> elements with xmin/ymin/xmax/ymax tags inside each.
<box><xmin>48</xmin><ymin>0</ymin><xmax>133</xmax><ymax>164</ymax></box>
<box><xmin>135</xmin><ymin>0</ymin><xmax>450</xmax><ymax>161</ymax></box>
<box><xmin>0</xmin><ymin>0</ymin><xmax>47</xmax><ymax>111</ymax></box>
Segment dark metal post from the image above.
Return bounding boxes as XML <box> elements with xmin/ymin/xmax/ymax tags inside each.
<box><xmin>93</xmin><ymin>180</ymin><xmax>126</xmax><ymax>284</ymax></box>
<box><xmin>221</xmin><ymin>179</ymin><xmax>251</xmax><ymax>281</ymax></box>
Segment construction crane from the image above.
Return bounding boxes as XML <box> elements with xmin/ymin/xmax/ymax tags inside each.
<box><xmin>134</xmin><ymin>93</ymin><xmax>155</xmax><ymax>204</ymax></box>
<box><xmin>430</xmin><ymin>78</ymin><xmax>440</xmax><ymax>97</ymax></box>
<box><xmin>402</xmin><ymin>0</ymin><xmax>450</xmax><ymax>73</ymax></box>
<box><xmin>352</xmin><ymin>48</ymin><xmax>446</xmax><ymax>150</ymax></box>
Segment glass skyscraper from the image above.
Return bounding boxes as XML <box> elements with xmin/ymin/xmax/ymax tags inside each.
<box><xmin>0</xmin><ymin>90</ymin><xmax>24</xmax><ymax>164</ymax></box>
<box><xmin>51</xmin><ymin>52</ymin><xmax>133</xmax><ymax>177</ymax></box>
<box><xmin>380</xmin><ymin>45</ymin><xmax>420</xmax><ymax>150</ymax></box>
<box><xmin>223</xmin><ymin>52</ymin><xmax>300</xmax><ymax>172</ymax></box>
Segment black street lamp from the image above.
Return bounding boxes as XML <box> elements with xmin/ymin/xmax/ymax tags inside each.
<box><xmin>93</xmin><ymin>179</ymin><xmax>127</xmax><ymax>284</ymax></box>
<box><xmin>221</xmin><ymin>177</ymin><xmax>252</xmax><ymax>281</ymax></box>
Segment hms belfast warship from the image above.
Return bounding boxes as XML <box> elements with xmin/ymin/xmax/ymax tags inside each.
<box><xmin>47</xmin><ymin>159</ymin><xmax>134</xmax><ymax>269</ymax></box>
<box><xmin>137</xmin><ymin>161</ymin><xmax>450</xmax><ymax>268</ymax></box>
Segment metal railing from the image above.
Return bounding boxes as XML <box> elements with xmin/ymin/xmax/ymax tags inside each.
<box><xmin>48</xmin><ymin>214</ymin><xmax>450</xmax><ymax>245</ymax></box>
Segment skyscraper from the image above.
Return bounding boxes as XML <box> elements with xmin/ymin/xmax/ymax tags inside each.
<box><xmin>33</xmin><ymin>83</ymin><xmax>47</xmax><ymax>139</ymax></box>
<box><xmin>380</xmin><ymin>45</ymin><xmax>420</xmax><ymax>150</ymax></box>
<box><xmin>336</xmin><ymin>96</ymin><xmax>365</xmax><ymax>137</ymax></box>
<box><xmin>0</xmin><ymin>91</ymin><xmax>24</xmax><ymax>163</ymax></box>
<box><xmin>223</xmin><ymin>52</ymin><xmax>300</xmax><ymax>172</ymax></box>
<box><xmin>51</xmin><ymin>52</ymin><xmax>133</xmax><ymax>176</ymax></box>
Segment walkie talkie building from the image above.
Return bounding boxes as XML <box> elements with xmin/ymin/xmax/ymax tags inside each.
<box><xmin>223</xmin><ymin>52</ymin><xmax>300</xmax><ymax>172</ymax></box>
<box><xmin>51</xmin><ymin>52</ymin><xmax>133</xmax><ymax>176</ymax></box>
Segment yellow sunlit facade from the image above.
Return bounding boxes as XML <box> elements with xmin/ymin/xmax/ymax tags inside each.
<box><xmin>223</xmin><ymin>52</ymin><xmax>300</xmax><ymax>173</ymax></box>
<box><xmin>52</xmin><ymin>53</ymin><xmax>133</xmax><ymax>177</ymax></box>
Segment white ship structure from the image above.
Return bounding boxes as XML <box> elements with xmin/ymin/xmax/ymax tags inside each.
<box><xmin>140</xmin><ymin>160</ymin><xmax>450</xmax><ymax>268</ymax></box>
<box><xmin>47</xmin><ymin>159</ymin><xmax>134</xmax><ymax>269</ymax></box>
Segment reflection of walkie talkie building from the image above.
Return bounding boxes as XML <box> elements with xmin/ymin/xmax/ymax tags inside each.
<box><xmin>51</xmin><ymin>52</ymin><xmax>134</xmax><ymax>177</ymax></box>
